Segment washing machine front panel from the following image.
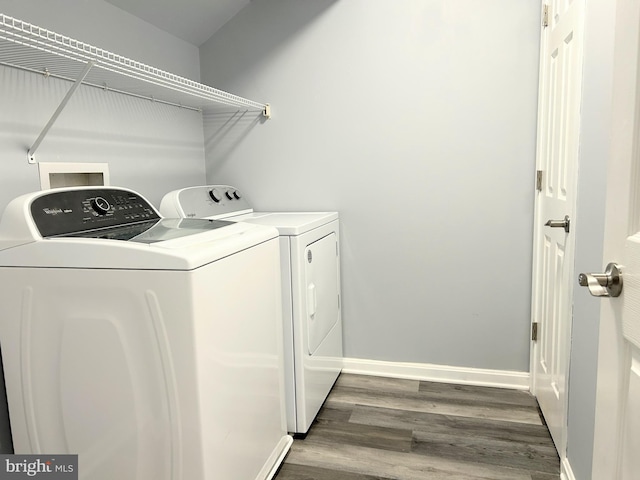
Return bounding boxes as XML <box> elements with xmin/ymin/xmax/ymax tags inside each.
<box><xmin>0</xmin><ymin>268</ymin><xmax>182</xmax><ymax>479</ymax></box>
<box><xmin>0</xmin><ymin>242</ymin><xmax>290</xmax><ymax>480</ymax></box>
<box><xmin>0</xmin><ymin>187</ymin><xmax>292</xmax><ymax>480</ymax></box>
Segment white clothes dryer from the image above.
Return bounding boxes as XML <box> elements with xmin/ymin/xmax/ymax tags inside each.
<box><xmin>0</xmin><ymin>187</ymin><xmax>291</xmax><ymax>480</ymax></box>
<box><xmin>160</xmin><ymin>185</ymin><xmax>343</xmax><ymax>435</ymax></box>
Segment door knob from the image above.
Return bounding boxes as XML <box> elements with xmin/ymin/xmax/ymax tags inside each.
<box><xmin>545</xmin><ymin>215</ymin><xmax>570</xmax><ymax>233</ymax></box>
<box><xmin>578</xmin><ymin>262</ymin><xmax>623</xmax><ymax>297</ymax></box>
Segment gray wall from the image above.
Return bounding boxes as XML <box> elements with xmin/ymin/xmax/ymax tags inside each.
<box><xmin>566</xmin><ymin>0</ymin><xmax>616</xmax><ymax>478</ymax></box>
<box><xmin>200</xmin><ymin>0</ymin><xmax>541</xmax><ymax>371</ymax></box>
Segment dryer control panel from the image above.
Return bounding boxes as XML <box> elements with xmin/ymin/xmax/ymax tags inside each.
<box><xmin>166</xmin><ymin>185</ymin><xmax>253</xmax><ymax>219</ymax></box>
<box><xmin>30</xmin><ymin>188</ymin><xmax>160</xmax><ymax>238</ymax></box>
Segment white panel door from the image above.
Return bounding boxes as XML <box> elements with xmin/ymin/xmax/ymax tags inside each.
<box><xmin>531</xmin><ymin>0</ymin><xmax>585</xmax><ymax>459</ymax></box>
<box><xmin>592</xmin><ymin>0</ymin><xmax>640</xmax><ymax>477</ymax></box>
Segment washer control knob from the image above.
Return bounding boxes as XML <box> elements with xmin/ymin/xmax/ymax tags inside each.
<box><xmin>91</xmin><ymin>196</ymin><xmax>111</xmax><ymax>215</ymax></box>
<box><xmin>233</xmin><ymin>190</ymin><xmax>242</xmax><ymax>200</ymax></box>
<box><xmin>209</xmin><ymin>189</ymin><xmax>222</xmax><ymax>203</ymax></box>
<box><xmin>225</xmin><ymin>190</ymin><xmax>235</xmax><ymax>200</ymax></box>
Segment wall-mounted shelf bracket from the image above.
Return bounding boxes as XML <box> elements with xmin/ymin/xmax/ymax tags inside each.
<box><xmin>27</xmin><ymin>60</ymin><xmax>95</xmax><ymax>164</ymax></box>
<box><xmin>263</xmin><ymin>104</ymin><xmax>271</xmax><ymax>119</ymax></box>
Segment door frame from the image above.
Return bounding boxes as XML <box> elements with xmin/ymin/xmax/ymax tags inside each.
<box><xmin>529</xmin><ymin>0</ymin><xmax>551</xmax><ymax>397</ymax></box>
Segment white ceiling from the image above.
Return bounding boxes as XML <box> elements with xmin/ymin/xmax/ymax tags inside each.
<box><xmin>104</xmin><ymin>0</ymin><xmax>250</xmax><ymax>46</ymax></box>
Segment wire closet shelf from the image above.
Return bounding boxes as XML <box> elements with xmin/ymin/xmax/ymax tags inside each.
<box><xmin>0</xmin><ymin>14</ymin><xmax>270</xmax><ymax>115</ymax></box>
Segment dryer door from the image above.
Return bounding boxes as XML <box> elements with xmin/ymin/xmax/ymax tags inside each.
<box><xmin>305</xmin><ymin>232</ymin><xmax>340</xmax><ymax>354</ymax></box>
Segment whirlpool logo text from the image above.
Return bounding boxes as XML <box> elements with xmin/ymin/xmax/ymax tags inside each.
<box><xmin>0</xmin><ymin>455</ymin><xmax>77</xmax><ymax>479</ymax></box>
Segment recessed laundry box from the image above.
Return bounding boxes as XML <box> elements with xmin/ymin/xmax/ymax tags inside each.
<box><xmin>160</xmin><ymin>185</ymin><xmax>343</xmax><ymax>435</ymax></box>
<box><xmin>0</xmin><ymin>186</ymin><xmax>291</xmax><ymax>480</ymax></box>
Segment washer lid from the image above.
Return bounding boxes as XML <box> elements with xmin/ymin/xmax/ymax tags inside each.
<box><xmin>0</xmin><ymin>220</ymin><xmax>277</xmax><ymax>270</ymax></box>
<box><xmin>60</xmin><ymin>218</ymin><xmax>233</xmax><ymax>244</ymax></box>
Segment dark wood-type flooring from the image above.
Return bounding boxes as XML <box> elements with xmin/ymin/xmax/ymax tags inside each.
<box><xmin>274</xmin><ymin>374</ymin><xmax>560</xmax><ymax>480</ymax></box>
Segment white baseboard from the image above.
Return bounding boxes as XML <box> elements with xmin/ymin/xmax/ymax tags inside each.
<box><xmin>561</xmin><ymin>457</ymin><xmax>576</xmax><ymax>480</ymax></box>
<box><xmin>341</xmin><ymin>357</ymin><xmax>530</xmax><ymax>391</ymax></box>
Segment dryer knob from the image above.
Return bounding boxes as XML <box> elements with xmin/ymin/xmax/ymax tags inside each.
<box><xmin>209</xmin><ymin>189</ymin><xmax>222</xmax><ymax>203</ymax></box>
<box><xmin>233</xmin><ymin>191</ymin><xmax>241</xmax><ymax>200</ymax></box>
<box><xmin>225</xmin><ymin>190</ymin><xmax>234</xmax><ymax>200</ymax></box>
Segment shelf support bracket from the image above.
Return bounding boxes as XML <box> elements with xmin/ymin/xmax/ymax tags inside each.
<box><xmin>263</xmin><ymin>103</ymin><xmax>271</xmax><ymax>119</ymax></box>
<box><xmin>28</xmin><ymin>60</ymin><xmax>95</xmax><ymax>164</ymax></box>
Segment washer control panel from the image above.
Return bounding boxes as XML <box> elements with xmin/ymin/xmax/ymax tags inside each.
<box><xmin>31</xmin><ymin>188</ymin><xmax>160</xmax><ymax>238</ymax></box>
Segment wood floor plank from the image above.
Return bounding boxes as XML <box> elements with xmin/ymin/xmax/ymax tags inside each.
<box><xmin>411</xmin><ymin>429</ymin><xmax>560</xmax><ymax>475</ymax></box>
<box><xmin>285</xmin><ymin>441</ymin><xmax>541</xmax><ymax>480</ymax></box>
<box><xmin>348</xmin><ymin>404</ymin><xmax>554</xmax><ymax>446</ymax></box>
<box><xmin>315</xmin><ymin>405</ymin><xmax>353</xmax><ymax>423</ymax></box>
<box><xmin>325</xmin><ymin>384</ymin><xmax>542</xmax><ymax>425</ymax></box>
<box><xmin>306</xmin><ymin>417</ymin><xmax>413</xmax><ymax>453</ymax></box>
<box><xmin>418</xmin><ymin>381</ymin><xmax>538</xmax><ymax>408</ymax></box>
<box><xmin>335</xmin><ymin>374</ymin><xmax>420</xmax><ymax>393</ymax></box>
<box><xmin>275</xmin><ymin>463</ymin><xmax>394</xmax><ymax>480</ymax></box>
<box><xmin>530</xmin><ymin>473</ymin><xmax>563</xmax><ymax>480</ymax></box>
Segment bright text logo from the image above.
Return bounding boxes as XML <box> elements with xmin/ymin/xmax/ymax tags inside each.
<box><xmin>0</xmin><ymin>455</ymin><xmax>77</xmax><ymax>479</ymax></box>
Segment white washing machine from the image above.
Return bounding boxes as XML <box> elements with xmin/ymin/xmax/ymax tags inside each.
<box><xmin>160</xmin><ymin>185</ymin><xmax>343</xmax><ymax>435</ymax></box>
<box><xmin>0</xmin><ymin>186</ymin><xmax>292</xmax><ymax>480</ymax></box>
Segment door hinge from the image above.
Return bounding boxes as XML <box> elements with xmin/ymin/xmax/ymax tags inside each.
<box><xmin>536</xmin><ymin>170</ymin><xmax>543</xmax><ymax>191</ymax></box>
<box><xmin>542</xmin><ymin>4</ymin><xmax>549</xmax><ymax>28</ymax></box>
<box><xmin>532</xmin><ymin>322</ymin><xmax>539</xmax><ymax>342</ymax></box>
